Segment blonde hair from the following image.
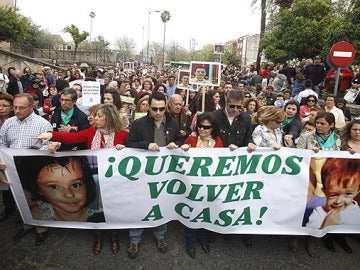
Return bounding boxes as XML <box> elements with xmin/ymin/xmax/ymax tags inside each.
<box><xmin>253</xmin><ymin>106</ymin><xmax>285</xmax><ymax>125</ymax></box>
<box><xmin>95</xmin><ymin>104</ymin><xmax>124</xmax><ymax>132</ymax></box>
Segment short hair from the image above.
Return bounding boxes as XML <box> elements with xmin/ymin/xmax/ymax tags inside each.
<box><xmin>14</xmin><ymin>93</ymin><xmax>34</xmax><ymax>105</ymax></box>
<box><xmin>56</xmin><ymin>79</ymin><xmax>70</xmax><ymax>92</ymax></box>
<box><xmin>73</xmin><ymin>83</ymin><xmax>82</xmax><ymax>91</ymax></box>
<box><xmin>149</xmin><ymin>91</ymin><xmax>167</xmax><ymax>105</ymax></box>
<box><xmin>196</xmin><ymin>112</ymin><xmax>220</xmax><ymax>138</ymax></box>
<box><xmin>306</xmin><ymin>95</ymin><xmax>318</xmax><ymax>103</ymax></box>
<box><xmin>325</xmin><ymin>94</ymin><xmax>336</xmax><ymax>101</ymax></box>
<box><xmin>61</xmin><ymin>88</ymin><xmax>78</xmax><ymax>101</ymax></box>
<box><xmin>315</xmin><ymin>112</ymin><xmax>335</xmax><ymax>126</ymax></box>
<box><xmin>226</xmin><ymin>89</ymin><xmax>244</xmax><ymax>102</ymax></box>
<box><xmin>321</xmin><ymin>158</ymin><xmax>360</xmax><ymax>192</ymax></box>
<box><xmin>14</xmin><ymin>156</ymin><xmax>96</xmax><ymax>206</ymax></box>
<box><xmin>0</xmin><ymin>93</ymin><xmax>14</xmax><ymax>105</ymax></box>
<box><xmin>304</xmin><ymin>79</ymin><xmax>313</xmax><ymax>88</ymax></box>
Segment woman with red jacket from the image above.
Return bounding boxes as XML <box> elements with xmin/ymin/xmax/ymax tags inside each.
<box><xmin>36</xmin><ymin>104</ymin><xmax>128</xmax><ymax>255</ymax></box>
<box><xmin>181</xmin><ymin>112</ymin><xmax>223</xmax><ymax>258</ymax></box>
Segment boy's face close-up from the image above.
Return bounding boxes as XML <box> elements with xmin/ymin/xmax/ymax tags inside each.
<box><xmin>37</xmin><ymin>159</ymin><xmax>87</xmax><ymax>215</ymax></box>
<box><xmin>324</xmin><ymin>178</ymin><xmax>360</xmax><ymax>212</ymax></box>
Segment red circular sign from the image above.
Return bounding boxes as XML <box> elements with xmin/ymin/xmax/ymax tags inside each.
<box><xmin>329</xmin><ymin>41</ymin><xmax>356</xmax><ymax>67</ymax></box>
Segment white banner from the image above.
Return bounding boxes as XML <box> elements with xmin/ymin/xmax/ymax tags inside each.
<box><xmin>1</xmin><ymin>147</ymin><xmax>360</xmax><ymax>237</ymax></box>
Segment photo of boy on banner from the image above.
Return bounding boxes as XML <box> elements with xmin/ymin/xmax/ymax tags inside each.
<box><xmin>303</xmin><ymin>158</ymin><xmax>360</xmax><ymax>229</ymax></box>
<box><xmin>177</xmin><ymin>70</ymin><xmax>190</xmax><ymax>89</ymax></box>
<box><xmin>189</xmin><ymin>61</ymin><xmax>221</xmax><ymax>86</ymax></box>
<box><xmin>14</xmin><ymin>155</ymin><xmax>104</xmax><ymax>223</ymax></box>
<box><xmin>214</xmin><ymin>44</ymin><xmax>225</xmax><ymax>55</ymax></box>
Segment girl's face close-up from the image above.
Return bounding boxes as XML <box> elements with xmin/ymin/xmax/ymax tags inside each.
<box><xmin>247</xmin><ymin>101</ymin><xmax>256</xmax><ymax>112</ymax></box>
<box><xmin>36</xmin><ymin>159</ymin><xmax>87</xmax><ymax>217</ymax></box>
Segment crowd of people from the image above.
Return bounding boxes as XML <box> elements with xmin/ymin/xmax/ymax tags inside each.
<box><xmin>0</xmin><ymin>57</ymin><xmax>360</xmax><ymax>259</ymax></box>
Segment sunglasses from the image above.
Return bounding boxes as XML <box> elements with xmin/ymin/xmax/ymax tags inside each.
<box><xmin>198</xmin><ymin>124</ymin><xmax>212</xmax><ymax>130</ymax></box>
<box><xmin>307</xmin><ymin>100</ymin><xmax>315</xmax><ymax>102</ymax></box>
<box><xmin>151</xmin><ymin>107</ymin><xmax>166</xmax><ymax>112</ymax></box>
<box><xmin>244</xmin><ymin>95</ymin><xmax>251</xmax><ymax>98</ymax></box>
<box><xmin>228</xmin><ymin>104</ymin><xmax>242</xmax><ymax>109</ymax></box>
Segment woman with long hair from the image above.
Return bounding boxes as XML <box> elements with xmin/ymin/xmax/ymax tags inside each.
<box><xmin>36</xmin><ymin>104</ymin><xmax>128</xmax><ymax>255</ymax></box>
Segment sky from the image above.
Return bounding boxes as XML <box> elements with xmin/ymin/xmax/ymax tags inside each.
<box><xmin>16</xmin><ymin>0</ymin><xmax>261</xmax><ymax>53</ymax></box>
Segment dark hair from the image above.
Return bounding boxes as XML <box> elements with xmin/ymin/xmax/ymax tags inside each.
<box><xmin>196</xmin><ymin>112</ymin><xmax>219</xmax><ymax>138</ymax></box>
<box><xmin>14</xmin><ymin>156</ymin><xmax>96</xmax><ymax>206</ymax></box>
<box><xmin>315</xmin><ymin>112</ymin><xmax>335</xmax><ymax>127</ymax></box>
<box><xmin>55</xmin><ymin>79</ymin><xmax>70</xmax><ymax>92</ymax></box>
<box><xmin>306</xmin><ymin>94</ymin><xmax>318</xmax><ymax>103</ymax></box>
<box><xmin>244</xmin><ymin>97</ymin><xmax>260</xmax><ymax>112</ymax></box>
<box><xmin>304</xmin><ymin>79</ymin><xmax>312</xmax><ymax>88</ymax></box>
<box><xmin>149</xmin><ymin>91</ymin><xmax>167</xmax><ymax>105</ymax></box>
<box><xmin>0</xmin><ymin>93</ymin><xmax>14</xmax><ymax>105</ymax></box>
<box><xmin>226</xmin><ymin>89</ymin><xmax>244</xmax><ymax>102</ymax></box>
<box><xmin>153</xmin><ymin>83</ymin><xmax>167</xmax><ymax>94</ymax></box>
<box><xmin>284</xmin><ymin>100</ymin><xmax>300</xmax><ymax>119</ymax></box>
<box><xmin>103</xmin><ymin>89</ymin><xmax>123</xmax><ymax>110</ymax></box>
<box><xmin>195</xmin><ymin>92</ymin><xmax>215</xmax><ymax>112</ymax></box>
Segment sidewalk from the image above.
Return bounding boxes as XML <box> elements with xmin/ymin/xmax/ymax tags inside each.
<box><xmin>0</xmin><ymin>212</ymin><xmax>359</xmax><ymax>270</ymax></box>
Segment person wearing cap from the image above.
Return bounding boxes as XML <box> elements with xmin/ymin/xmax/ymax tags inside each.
<box><xmin>43</xmin><ymin>66</ymin><xmax>56</xmax><ymax>86</ymax></box>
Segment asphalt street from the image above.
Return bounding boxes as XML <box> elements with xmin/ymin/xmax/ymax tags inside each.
<box><xmin>0</xmin><ymin>211</ymin><xmax>359</xmax><ymax>270</ymax></box>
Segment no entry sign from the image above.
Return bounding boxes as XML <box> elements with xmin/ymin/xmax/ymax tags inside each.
<box><xmin>329</xmin><ymin>41</ymin><xmax>356</xmax><ymax>67</ymax></box>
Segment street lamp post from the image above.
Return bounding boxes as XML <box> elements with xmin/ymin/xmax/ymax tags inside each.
<box><xmin>146</xmin><ymin>9</ymin><xmax>160</xmax><ymax>64</ymax></box>
<box><xmin>161</xmin><ymin>10</ymin><xmax>171</xmax><ymax>67</ymax></box>
<box><xmin>89</xmin><ymin>11</ymin><xmax>96</xmax><ymax>43</ymax></box>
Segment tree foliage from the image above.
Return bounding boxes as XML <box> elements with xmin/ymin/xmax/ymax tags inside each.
<box><xmin>0</xmin><ymin>6</ymin><xmax>32</xmax><ymax>44</ymax></box>
<box><xmin>114</xmin><ymin>35</ymin><xmax>136</xmax><ymax>61</ymax></box>
<box><xmin>63</xmin><ymin>24</ymin><xmax>89</xmax><ymax>56</ymax></box>
<box><xmin>259</xmin><ymin>0</ymin><xmax>333</xmax><ymax>63</ymax></box>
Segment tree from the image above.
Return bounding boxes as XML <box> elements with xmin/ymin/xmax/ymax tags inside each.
<box><xmin>63</xmin><ymin>24</ymin><xmax>89</xmax><ymax>58</ymax></box>
<box><xmin>0</xmin><ymin>6</ymin><xmax>32</xmax><ymax>44</ymax></box>
<box><xmin>259</xmin><ymin>0</ymin><xmax>333</xmax><ymax>63</ymax></box>
<box><xmin>114</xmin><ymin>36</ymin><xmax>136</xmax><ymax>62</ymax></box>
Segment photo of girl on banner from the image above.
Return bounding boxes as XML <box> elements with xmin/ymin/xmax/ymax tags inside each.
<box><xmin>189</xmin><ymin>61</ymin><xmax>221</xmax><ymax>86</ymax></box>
<box><xmin>177</xmin><ymin>70</ymin><xmax>190</xmax><ymax>89</ymax></box>
<box><xmin>14</xmin><ymin>155</ymin><xmax>104</xmax><ymax>223</ymax></box>
<box><xmin>303</xmin><ymin>157</ymin><xmax>360</xmax><ymax>229</ymax></box>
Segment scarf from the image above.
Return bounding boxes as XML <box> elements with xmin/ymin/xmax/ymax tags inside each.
<box><xmin>61</xmin><ymin>107</ymin><xmax>74</xmax><ymax>125</ymax></box>
<box><xmin>280</xmin><ymin>117</ymin><xmax>293</xmax><ymax>130</ymax></box>
<box><xmin>315</xmin><ymin>131</ymin><xmax>336</xmax><ymax>150</ymax></box>
<box><xmin>91</xmin><ymin>128</ymin><xmax>115</xmax><ymax>149</ymax></box>
<box><xmin>196</xmin><ymin>135</ymin><xmax>216</xmax><ymax>148</ymax></box>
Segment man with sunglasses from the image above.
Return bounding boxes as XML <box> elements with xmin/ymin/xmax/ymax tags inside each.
<box><xmin>125</xmin><ymin>91</ymin><xmax>183</xmax><ymax>259</ymax></box>
<box><xmin>213</xmin><ymin>90</ymin><xmax>256</xmax><ymax>246</ymax></box>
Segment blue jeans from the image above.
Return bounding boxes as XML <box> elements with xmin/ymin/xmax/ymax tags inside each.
<box><xmin>129</xmin><ymin>223</ymin><xmax>167</xmax><ymax>244</ymax></box>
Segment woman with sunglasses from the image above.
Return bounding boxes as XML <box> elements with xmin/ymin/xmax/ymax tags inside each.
<box><xmin>251</xmin><ymin>106</ymin><xmax>285</xmax><ymax>150</ymax></box>
<box><xmin>181</xmin><ymin>112</ymin><xmax>223</xmax><ymax>258</ymax></box>
<box><xmin>299</xmin><ymin>95</ymin><xmax>317</xmax><ymax>120</ymax></box>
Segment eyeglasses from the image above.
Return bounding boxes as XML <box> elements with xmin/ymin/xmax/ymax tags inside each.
<box><xmin>0</xmin><ymin>104</ymin><xmax>11</xmax><ymax>109</ymax></box>
<box><xmin>228</xmin><ymin>104</ymin><xmax>242</xmax><ymax>109</ymax></box>
<box><xmin>307</xmin><ymin>100</ymin><xmax>315</xmax><ymax>102</ymax></box>
<box><xmin>13</xmin><ymin>105</ymin><xmax>32</xmax><ymax>111</ymax></box>
<box><xmin>198</xmin><ymin>124</ymin><xmax>212</xmax><ymax>130</ymax></box>
<box><xmin>151</xmin><ymin>107</ymin><xmax>166</xmax><ymax>112</ymax></box>
<box><xmin>60</xmin><ymin>98</ymin><xmax>73</xmax><ymax>103</ymax></box>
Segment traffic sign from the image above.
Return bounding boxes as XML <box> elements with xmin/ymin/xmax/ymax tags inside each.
<box><xmin>329</xmin><ymin>41</ymin><xmax>356</xmax><ymax>67</ymax></box>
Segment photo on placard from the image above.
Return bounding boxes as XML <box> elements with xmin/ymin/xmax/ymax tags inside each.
<box><xmin>177</xmin><ymin>70</ymin><xmax>190</xmax><ymax>89</ymax></box>
<box><xmin>14</xmin><ymin>155</ymin><xmax>105</xmax><ymax>223</ymax></box>
<box><xmin>189</xmin><ymin>61</ymin><xmax>221</xmax><ymax>86</ymax></box>
<box><xmin>214</xmin><ymin>44</ymin><xmax>225</xmax><ymax>55</ymax></box>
